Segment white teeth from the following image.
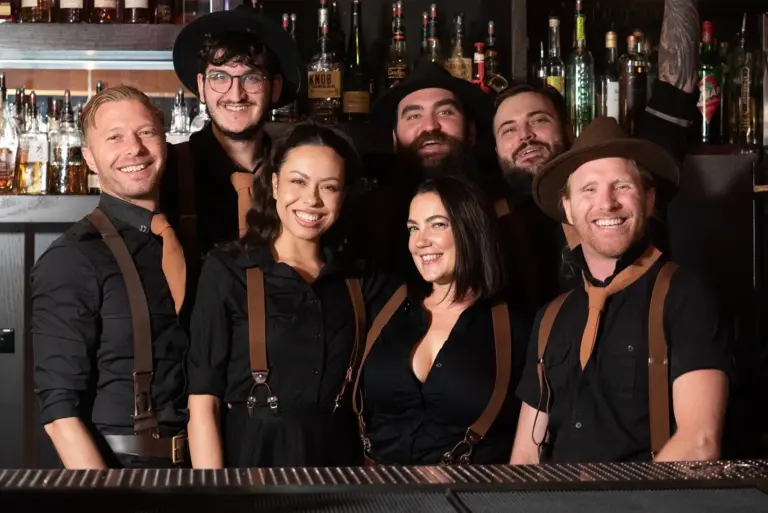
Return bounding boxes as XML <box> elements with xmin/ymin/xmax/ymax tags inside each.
<box><xmin>595</xmin><ymin>218</ymin><xmax>624</xmax><ymax>227</ymax></box>
<box><xmin>295</xmin><ymin>211</ymin><xmax>320</xmax><ymax>222</ymax></box>
<box><xmin>224</xmin><ymin>105</ymin><xmax>249</xmax><ymax>111</ymax></box>
<box><xmin>119</xmin><ymin>163</ymin><xmax>149</xmax><ymax>173</ymax></box>
<box><xmin>421</xmin><ymin>254</ymin><xmax>441</xmax><ymax>262</ymax></box>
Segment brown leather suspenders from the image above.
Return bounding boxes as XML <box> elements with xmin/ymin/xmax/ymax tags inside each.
<box><xmin>87</xmin><ymin>208</ymin><xmax>158</xmax><ymax>437</ymax></box>
<box><xmin>535</xmin><ymin>261</ymin><xmax>679</xmax><ymax>457</ymax></box>
<box><xmin>244</xmin><ymin>267</ymin><xmax>366</xmax><ymax>417</ymax></box>
<box><xmin>351</xmin><ymin>285</ymin><xmax>514</xmax><ymax>465</ymax></box>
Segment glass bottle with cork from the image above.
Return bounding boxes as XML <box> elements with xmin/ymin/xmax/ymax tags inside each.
<box><xmin>545</xmin><ymin>17</ymin><xmax>565</xmax><ymax>95</ymax></box>
<box><xmin>597</xmin><ymin>31</ymin><xmax>619</xmax><ymax>122</ymax></box>
<box><xmin>342</xmin><ymin>0</ymin><xmax>370</xmax><ymax>121</ymax></box>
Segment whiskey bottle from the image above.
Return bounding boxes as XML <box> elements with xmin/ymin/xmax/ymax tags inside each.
<box><xmin>20</xmin><ymin>0</ymin><xmax>51</xmax><ymax>22</ymax></box>
<box><xmin>0</xmin><ymin>76</ymin><xmax>19</xmax><ymax>194</ymax></box>
<box><xmin>16</xmin><ymin>92</ymin><xmax>49</xmax><ymax>195</ymax></box>
<box><xmin>597</xmin><ymin>31</ymin><xmax>619</xmax><ymax>122</ymax></box>
<box><xmin>565</xmin><ymin>0</ymin><xmax>594</xmax><ymax>137</ymax></box>
<box><xmin>307</xmin><ymin>21</ymin><xmax>342</xmax><ymax>122</ymax></box>
<box><xmin>59</xmin><ymin>0</ymin><xmax>86</xmax><ymax>23</ymax></box>
<box><xmin>619</xmin><ymin>35</ymin><xmax>649</xmax><ymax>136</ymax></box>
<box><xmin>154</xmin><ymin>0</ymin><xmax>173</xmax><ymax>24</ymax></box>
<box><xmin>545</xmin><ymin>17</ymin><xmax>565</xmax><ymax>95</ymax></box>
<box><xmin>270</xmin><ymin>13</ymin><xmax>300</xmax><ymax>123</ymax></box>
<box><xmin>696</xmin><ymin>21</ymin><xmax>721</xmax><ymax>144</ymax></box>
<box><xmin>426</xmin><ymin>4</ymin><xmax>443</xmax><ymax>65</ymax></box>
<box><xmin>50</xmin><ymin>91</ymin><xmax>87</xmax><ymax>195</ymax></box>
<box><xmin>91</xmin><ymin>0</ymin><xmax>117</xmax><ymax>23</ymax></box>
<box><xmin>342</xmin><ymin>0</ymin><xmax>370</xmax><ymax>121</ymax></box>
<box><xmin>386</xmin><ymin>2</ymin><xmax>408</xmax><ymax>89</ymax></box>
<box><xmin>445</xmin><ymin>13</ymin><xmax>472</xmax><ymax>81</ymax></box>
<box><xmin>0</xmin><ymin>0</ymin><xmax>15</xmax><ymax>22</ymax></box>
<box><xmin>484</xmin><ymin>20</ymin><xmax>509</xmax><ymax>93</ymax></box>
<box><xmin>125</xmin><ymin>0</ymin><xmax>151</xmax><ymax>24</ymax></box>
<box><xmin>730</xmin><ymin>14</ymin><xmax>758</xmax><ymax>148</ymax></box>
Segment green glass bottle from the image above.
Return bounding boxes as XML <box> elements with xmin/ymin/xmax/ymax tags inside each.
<box><xmin>697</xmin><ymin>21</ymin><xmax>722</xmax><ymax>144</ymax></box>
<box><xmin>342</xmin><ymin>0</ymin><xmax>371</xmax><ymax>121</ymax></box>
<box><xmin>565</xmin><ymin>0</ymin><xmax>595</xmax><ymax>137</ymax></box>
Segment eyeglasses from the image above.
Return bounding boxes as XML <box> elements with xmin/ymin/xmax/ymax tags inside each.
<box><xmin>204</xmin><ymin>70</ymin><xmax>268</xmax><ymax>94</ymax></box>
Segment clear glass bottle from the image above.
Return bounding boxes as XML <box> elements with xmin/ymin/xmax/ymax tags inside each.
<box><xmin>386</xmin><ymin>2</ymin><xmax>408</xmax><ymax>89</ymax></box>
<box><xmin>484</xmin><ymin>20</ymin><xmax>509</xmax><ymax>93</ymax></box>
<box><xmin>545</xmin><ymin>17</ymin><xmax>565</xmax><ymax>95</ymax></box>
<box><xmin>730</xmin><ymin>13</ymin><xmax>758</xmax><ymax>149</ymax></box>
<box><xmin>167</xmin><ymin>89</ymin><xmax>191</xmax><ymax>145</ymax></box>
<box><xmin>0</xmin><ymin>76</ymin><xmax>19</xmax><ymax>194</ymax></box>
<box><xmin>15</xmin><ymin>91</ymin><xmax>49</xmax><ymax>195</ymax></box>
<box><xmin>597</xmin><ymin>31</ymin><xmax>620</xmax><ymax>122</ymax></box>
<box><xmin>190</xmin><ymin>104</ymin><xmax>210</xmax><ymax>133</ymax></box>
<box><xmin>307</xmin><ymin>20</ymin><xmax>342</xmax><ymax>122</ymax></box>
<box><xmin>565</xmin><ymin>0</ymin><xmax>594</xmax><ymax>137</ymax></box>
<box><xmin>49</xmin><ymin>91</ymin><xmax>87</xmax><ymax>195</ymax></box>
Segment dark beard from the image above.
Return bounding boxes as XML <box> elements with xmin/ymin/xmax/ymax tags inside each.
<box><xmin>500</xmin><ymin>139</ymin><xmax>568</xmax><ymax>178</ymax></box>
<box><xmin>396</xmin><ymin>130</ymin><xmax>466</xmax><ymax>172</ymax></box>
<box><xmin>211</xmin><ymin>113</ymin><xmax>266</xmax><ymax>142</ymax></box>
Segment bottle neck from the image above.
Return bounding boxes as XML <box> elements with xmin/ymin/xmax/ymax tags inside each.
<box><xmin>549</xmin><ymin>26</ymin><xmax>560</xmax><ymax>57</ymax></box>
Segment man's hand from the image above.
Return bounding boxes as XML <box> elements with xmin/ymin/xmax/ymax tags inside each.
<box><xmin>658</xmin><ymin>0</ymin><xmax>699</xmax><ymax>93</ymax></box>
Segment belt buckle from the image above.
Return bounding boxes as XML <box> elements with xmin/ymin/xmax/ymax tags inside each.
<box><xmin>172</xmin><ymin>434</ymin><xmax>187</xmax><ymax>464</ymax></box>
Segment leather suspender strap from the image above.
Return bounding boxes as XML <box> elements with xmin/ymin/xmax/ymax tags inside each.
<box><xmin>351</xmin><ymin>284</ymin><xmax>408</xmax><ymax>454</ymax></box>
<box><xmin>244</xmin><ymin>267</ymin><xmax>367</xmax><ymax>417</ymax></box>
<box><xmin>648</xmin><ymin>261</ymin><xmax>678</xmax><ymax>456</ymax></box>
<box><xmin>536</xmin><ymin>291</ymin><xmax>571</xmax><ymax>419</ymax></box>
<box><xmin>442</xmin><ymin>300</ymin><xmax>513</xmax><ymax>465</ymax></box>
<box><xmin>87</xmin><ymin>208</ymin><xmax>158</xmax><ymax>437</ymax></box>
<box><xmin>174</xmin><ymin>142</ymin><xmax>200</xmax><ymax>276</ymax></box>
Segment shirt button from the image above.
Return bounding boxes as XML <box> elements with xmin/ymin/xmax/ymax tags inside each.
<box><xmin>435</xmin><ymin>363</ymin><xmax>442</xmax><ymax>368</ymax></box>
<box><xmin>575</xmin><ymin>422</ymin><xmax>583</xmax><ymax>429</ymax></box>
<box><xmin>627</xmin><ymin>345</ymin><xmax>634</xmax><ymax>353</ymax></box>
<box><xmin>312</xmin><ymin>368</ymin><xmax>319</xmax><ymax>376</ymax></box>
<box><xmin>315</xmin><ymin>333</ymin><xmax>322</xmax><ymax>339</ymax></box>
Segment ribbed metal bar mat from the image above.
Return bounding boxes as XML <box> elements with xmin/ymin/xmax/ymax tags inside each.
<box><xmin>1</xmin><ymin>460</ymin><xmax>767</xmax><ymax>490</ymax></box>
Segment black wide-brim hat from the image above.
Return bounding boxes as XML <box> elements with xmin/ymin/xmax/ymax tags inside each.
<box><xmin>173</xmin><ymin>6</ymin><xmax>305</xmax><ymax>108</ymax></box>
<box><xmin>533</xmin><ymin>116</ymin><xmax>680</xmax><ymax>222</ymax></box>
<box><xmin>371</xmin><ymin>61</ymin><xmax>494</xmax><ymax>132</ymax></box>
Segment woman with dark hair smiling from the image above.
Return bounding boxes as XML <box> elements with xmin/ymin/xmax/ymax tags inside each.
<box><xmin>354</xmin><ymin>174</ymin><xmax>531</xmax><ymax>465</ymax></box>
<box><xmin>186</xmin><ymin>122</ymin><xmax>386</xmax><ymax>468</ymax></box>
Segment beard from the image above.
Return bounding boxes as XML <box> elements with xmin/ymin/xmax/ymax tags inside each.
<box><xmin>210</xmin><ymin>103</ymin><xmax>267</xmax><ymax>142</ymax></box>
<box><xmin>396</xmin><ymin>130</ymin><xmax>467</xmax><ymax>172</ymax></box>
<box><xmin>499</xmin><ymin>138</ymin><xmax>567</xmax><ymax>178</ymax></box>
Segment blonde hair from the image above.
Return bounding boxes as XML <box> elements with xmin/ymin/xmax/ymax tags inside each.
<box><xmin>80</xmin><ymin>85</ymin><xmax>164</xmax><ymax>141</ymax></box>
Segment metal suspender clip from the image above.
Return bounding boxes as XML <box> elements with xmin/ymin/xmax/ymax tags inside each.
<box><xmin>442</xmin><ymin>428</ymin><xmax>481</xmax><ymax>465</ymax></box>
<box><xmin>246</xmin><ymin>371</ymin><xmax>278</xmax><ymax>417</ymax></box>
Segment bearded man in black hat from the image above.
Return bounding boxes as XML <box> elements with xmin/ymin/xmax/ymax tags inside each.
<box><xmin>161</xmin><ymin>6</ymin><xmax>305</xmax><ymax>277</ymax></box>
<box><xmin>510</xmin><ymin>117</ymin><xmax>731</xmax><ymax>465</ymax></box>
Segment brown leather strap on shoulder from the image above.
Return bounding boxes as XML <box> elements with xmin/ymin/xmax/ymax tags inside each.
<box><xmin>648</xmin><ymin>261</ymin><xmax>678</xmax><ymax>456</ymax></box>
<box><xmin>333</xmin><ymin>279</ymin><xmax>366</xmax><ymax>410</ymax></box>
<box><xmin>87</xmin><ymin>208</ymin><xmax>158</xmax><ymax>436</ymax></box>
<box><xmin>174</xmin><ymin>142</ymin><xmax>200</xmax><ymax>275</ymax></box>
<box><xmin>351</xmin><ymin>284</ymin><xmax>407</xmax><ymax>451</ymax></box>
<box><xmin>537</xmin><ymin>291</ymin><xmax>571</xmax><ymax>416</ymax></box>
<box><xmin>246</xmin><ymin>267</ymin><xmax>268</xmax><ymax>382</ymax></box>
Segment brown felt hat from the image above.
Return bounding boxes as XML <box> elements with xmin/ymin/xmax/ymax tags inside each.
<box><xmin>532</xmin><ymin>116</ymin><xmax>680</xmax><ymax>222</ymax></box>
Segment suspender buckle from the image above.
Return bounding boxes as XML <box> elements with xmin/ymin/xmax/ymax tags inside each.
<box><xmin>333</xmin><ymin>367</ymin><xmax>354</xmax><ymax>412</ymax></box>
<box><xmin>441</xmin><ymin>428</ymin><xmax>481</xmax><ymax>466</ymax></box>
<box><xmin>246</xmin><ymin>372</ymin><xmax>279</xmax><ymax>417</ymax></box>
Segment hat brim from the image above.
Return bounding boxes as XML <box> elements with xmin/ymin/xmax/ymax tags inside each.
<box><xmin>533</xmin><ymin>138</ymin><xmax>680</xmax><ymax>222</ymax></box>
<box><xmin>173</xmin><ymin>11</ymin><xmax>305</xmax><ymax>108</ymax></box>
<box><xmin>371</xmin><ymin>74</ymin><xmax>494</xmax><ymax>133</ymax></box>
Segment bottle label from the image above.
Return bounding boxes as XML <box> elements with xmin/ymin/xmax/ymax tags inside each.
<box><xmin>697</xmin><ymin>74</ymin><xmax>720</xmax><ymax>123</ymax></box>
<box><xmin>59</xmin><ymin>0</ymin><xmax>84</xmax><ymax>7</ymax></box>
<box><xmin>93</xmin><ymin>0</ymin><xmax>117</xmax><ymax>8</ymax></box>
<box><xmin>0</xmin><ymin>148</ymin><xmax>13</xmax><ymax>181</ymax></box>
<box><xmin>606</xmin><ymin>80</ymin><xmax>619</xmax><ymax>120</ymax></box>
<box><xmin>445</xmin><ymin>58</ymin><xmax>472</xmax><ymax>82</ymax></box>
<box><xmin>342</xmin><ymin>91</ymin><xmax>370</xmax><ymax>114</ymax></box>
<box><xmin>740</xmin><ymin>66</ymin><xmax>751</xmax><ymax>101</ymax></box>
<box><xmin>26</xmin><ymin>140</ymin><xmax>48</xmax><ymax>163</ymax></box>
<box><xmin>0</xmin><ymin>3</ymin><xmax>11</xmax><ymax>15</ymax></box>
<box><xmin>88</xmin><ymin>172</ymin><xmax>100</xmax><ymax>191</ymax></box>
<box><xmin>125</xmin><ymin>0</ymin><xmax>148</xmax><ymax>7</ymax></box>
<box><xmin>546</xmin><ymin>76</ymin><xmax>564</xmax><ymax>95</ymax></box>
<box><xmin>21</xmin><ymin>0</ymin><xmax>37</xmax><ymax>7</ymax></box>
<box><xmin>387</xmin><ymin>66</ymin><xmax>407</xmax><ymax>88</ymax></box>
<box><xmin>576</xmin><ymin>15</ymin><xmax>585</xmax><ymax>42</ymax></box>
<box><xmin>308</xmin><ymin>71</ymin><xmax>342</xmax><ymax>99</ymax></box>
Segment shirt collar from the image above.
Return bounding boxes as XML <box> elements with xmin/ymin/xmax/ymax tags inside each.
<box><xmin>567</xmin><ymin>233</ymin><xmax>653</xmax><ymax>287</ymax></box>
<box><xmin>234</xmin><ymin>243</ymin><xmax>345</xmax><ymax>279</ymax></box>
<box><xmin>98</xmin><ymin>193</ymin><xmax>155</xmax><ymax>234</ymax></box>
<box><xmin>197</xmin><ymin>122</ymin><xmax>272</xmax><ymax>174</ymax></box>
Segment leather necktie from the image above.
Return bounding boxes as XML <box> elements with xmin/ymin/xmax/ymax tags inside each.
<box><xmin>230</xmin><ymin>160</ymin><xmax>263</xmax><ymax>238</ymax></box>
<box><xmin>579</xmin><ymin>245</ymin><xmax>662</xmax><ymax>369</ymax></box>
<box><xmin>151</xmin><ymin>213</ymin><xmax>186</xmax><ymax>314</ymax></box>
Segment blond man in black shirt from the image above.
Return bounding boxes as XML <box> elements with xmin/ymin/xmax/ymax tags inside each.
<box><xmin>511</xmin><ymin>117</ymin><xmax>730</xmax><ymax>464</ymax></box>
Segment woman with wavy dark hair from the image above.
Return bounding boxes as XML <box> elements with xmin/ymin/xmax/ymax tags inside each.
<box><xmin>355</xmin><ymin>174</ymin><xmax>531</xmax><ymax>465</ymax></box>
<box><xmin>186</xmin><ymin>122</ymin><xmax>384</xmax><ymax>468</ymax></box>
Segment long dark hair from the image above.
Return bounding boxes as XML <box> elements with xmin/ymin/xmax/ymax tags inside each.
<box><xmin>240</xmin><ymin>122</ymin><xmax>363</xmax><ymax>258</ymax></box>
<box><xmin>409</xmin><ymin>174</ymin><xmax>507</xmax><ymax>303</ymax></box>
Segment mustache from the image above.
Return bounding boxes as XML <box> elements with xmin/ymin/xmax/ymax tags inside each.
<box><xmin>513</xmin><ymin>140</ymin><xmax>551</xmax><ymax>160</ymax></box>
<box><xmin>409</xmin><ymin>130</ymin><xmax>464</xmax><ymax>151</ymax></box>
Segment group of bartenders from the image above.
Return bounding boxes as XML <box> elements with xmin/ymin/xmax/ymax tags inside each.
<box><xmin>30</xmin><ymin>0</ymin><xmax>734</xmax><ymax>470</ymax></box>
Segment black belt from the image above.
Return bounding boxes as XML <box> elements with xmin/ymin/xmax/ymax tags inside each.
<box><xmin>104</xmin><ymin>433</ymin><xmax>187</xmax><ymax>464</ymax></box>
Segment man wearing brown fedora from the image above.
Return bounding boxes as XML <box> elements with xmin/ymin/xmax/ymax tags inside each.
<box><xmin>510</xmin><ymin>117</ymin><xmax>731</xmax><ymax>464</ymax></box>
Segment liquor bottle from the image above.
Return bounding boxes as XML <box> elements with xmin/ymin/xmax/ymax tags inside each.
<box><xmin>20</xmin><ymin>0</ymin><xmax>51</xmax><ymax>22</ymax></box>
<box><xmin>13</xmin><ymin>88</ymin><xmax>24</xmax><ymax>130</ymax></box>
<box><xmin>532</xmin><ymin>41</ymin><xmax>547</xmax><ymax>89</ymax></box>
<box><xmin>420</xmin><ymin>12</ymin><xmax>428</xmax><ymax>59</ymax></box>
<box><xmin>249</xmin><ymin>0</ymin><xmax>263</xmax><ymax>14</ymax></box>
<box><xmin>342</xmin><ymin>0</ymin><xmax>370</xmax><ymax>121</ymax></box>
<box><xmin>59</xmin><ymin>0</ymin><xmax>86</xmax><ymax>23</ymax></box>
<box><xmin>154</xmin><ymin>0</ymin><xmax>173</xmax><ymax>24</ymax></box>
<box><xmin>47</xmin><ymin>98</ymin><xmax>60</xmax><ymax>134</ymax></box>
<box><xmin>696</xmin><ymin>21</ymin><xmax>721</xmax><ymax>144</ymax></box>
<box><xmin>307</xmin><ymin>21</ymin><xmax>342</xmax><ymax>122</ymax></box>
<box><xmin>329</xmin><ymin>0</ymin><xmax>346</xmax><ymax>65</ymax></box>
<box><xmin>730</xmin><ymin>14</ymin><xmax>758</xmax><ymax>148</ymax></box>
<box><xmin>270</xmin><ymin>14</ymin><xmax>300</xmax><ymax>123</ymax></box>
<box><xmin>426</xmin><ymin>4</ymin><xmax>443</xmax><ymax>65</ymax></box>
<box><xmin>0</xmin><ymin>0</ymin><xmax>15</xmax><ymax>22</ymax></box>
<box><xmin>386</xmin><ymin>2</ymin><xmax>408</xmax><ymax>89</ymax></box>
<box><xmin>445</xmin><ymin>13</ymin><xmax>472</xmax><ymax>82</ymax></box>
<box><xmin>167</xmin><ymin>89</ymin><xmax>191</xmax><ymax>146</ymax></box>
<box><xmin>125</xmin><ymin>0</ymin><xmax>150</xmax><ymax>24</ymax></box>
<box><xmin>545</xmin><ymin>17</ymin><xmax>565</xmax><ymax>96</ymax></box>
<box><xmin>0</xmin><ymin>75</ymin><xmax>19</xmax><ymax>194</ymax></box>
<box><xmin>50</xmin><ymin>91</ymin><xmax>87</xmax><ymax>195</ymax></box>
<box><xmin>91</xmin><ymin>0</ymin><xmax>117</xmax><ymax>23</ymax></box>
<box><xmin>15</xmin><ymin>92</ymin><xmax>49</xmax><ymax>195</ymax></box>
<box><xmin>619</xmin><ymin>35</ymin><xmax>649</xmax><ymax>136</ymax></box>
<box><xmin>718</xmin><ymin>41</ymin><xmax>730</xmax><ymax>144</ymax></box>
<box><xmin>597</xmin><ymin>31</ymin><xmax>620</xmax><ymax>122</ymax></box>
<box><xmin>472</xmin><ymin>43</ymin><xmax>490</xmax><ymax>93</ymax></box>
<box><xmin>483</xmin><ymin>21</ymin><xmax>508</xmax><ymax>92</ymax></box>
<box><xmin>565</xmin><ymin>0</ymin><xmax>594</xmax><ymax>137</ymax></box>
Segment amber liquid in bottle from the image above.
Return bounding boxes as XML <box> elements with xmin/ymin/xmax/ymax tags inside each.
<box><xmin>125</xmin><ymin>0</ymin><xmax>150</xmax><ymax>23</ymax></box>
<box><xmin>154</xmin><ymin>0</ymin><xmax>173</xmax><ymax>23</ymax></box>
<box><xmin>20</xmin><ymin>0</ymin><xmax>51</xmax><ymax>22</ymax></box>
<box><xmin>59</xmin><ymin>0</ymin><xmax>87</xmax><ymax>22</ymax></box>
<box><xmin>91</xmin><ymin>0</ymin><xmax>118</xmax><ymax>23</ymax></box>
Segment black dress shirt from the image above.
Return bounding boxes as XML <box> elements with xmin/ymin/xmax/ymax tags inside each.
<box><xmin>188</xmin><ymin>244</ymin><xmax>391</xmax><ymax>467</ymax></box>
<box><xmin>31</xmin><ymin>194</ymin><xmax>188</xmax><ymax>438</ymax></box>
<box><xmin>516</xmin><ymin>241</ymin><xmax>732</xmax><ymax>463</ymax></box>
<box><xmin>361</xmin><ymin>292</ymin><xmax>531</xmax><ymax>465</ymax></box>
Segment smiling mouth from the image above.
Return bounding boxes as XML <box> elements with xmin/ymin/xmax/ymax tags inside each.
<box><xmin>516</xmin><ymin>146</ymin><xmax>545</xmax><ymax>160</ymax></box>
<box><xmin>222</xmin><ymin>104</ymin><xmax>251</xmax><ymax>112</ymax></box>
<box><xmin>294</xmin><ymin>210</ymin><xmax>324</xmax><ymax>227</ymax></box>
<box><xmin>419</xmin><ymin>253</ymin><xmax>443</xmax><ymax>264</ymax></box>
<box><xmin>593</xmin><ymin>217</ymin><xmax>627</xmax><ymax>228</ymax></box>
<box><xmin>118</xmin><ymin>162</ymin><xmax>151</xmax><ymax>174</ymax></box>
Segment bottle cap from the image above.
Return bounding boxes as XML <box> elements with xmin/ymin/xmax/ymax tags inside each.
<box><xmin>606</xmin><ymin>31</ymin><xmax>616</xmax><ymax>47</ymax></box>
<box><xmin>549</xmin><ymin>17</ymin><xmax>559</xmax><ymax>27</ymax></box>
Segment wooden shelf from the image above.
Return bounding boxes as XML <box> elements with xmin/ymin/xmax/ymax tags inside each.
<box><xmin>0</xmin><ymin>24</ymin><xmax>182</xmax><ymax>52</ymax></box>
<box><xmin>0</xmin><ymin>195</ymin><xmax>99</xmax><ymax>224</ymax></box>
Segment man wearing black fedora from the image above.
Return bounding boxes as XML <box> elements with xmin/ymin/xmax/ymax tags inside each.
<box><xmin>161</xmin><ymin>5</ymin><xmax>305</xmax><ymax>279</ymax></box>
<box><xmin>510</xmin><ymin>117</ymin><xmax>731</xmax><ymax>464</ymax></box>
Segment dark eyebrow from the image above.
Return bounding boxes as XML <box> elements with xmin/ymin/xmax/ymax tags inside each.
<box><xmin>425</xmin><ymin>214</ymin><xmax>449</xmax><ymax>223</ymax></box>
<box><xmin>289</xmin><ymin>170</ymin><xmax>309</xmax><ymax>179</ymax></box>
<box><xmin>400</xmin><ymin>104</ymin><xmax>423</xmax><ymax>118</ymax></box>
<box><xmin>433</xmin><ymin>98</ymin><xmax>462</xmax><ymax>112</ymax></box>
